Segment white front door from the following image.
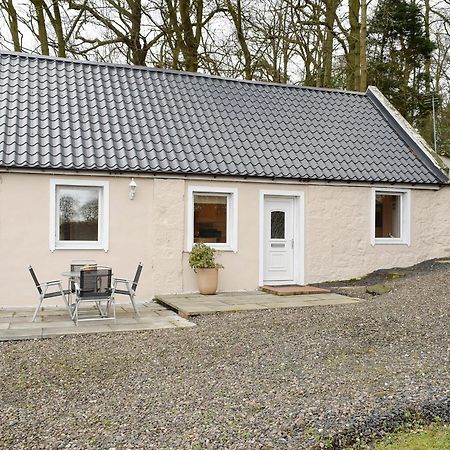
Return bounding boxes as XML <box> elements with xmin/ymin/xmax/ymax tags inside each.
<box><xmin>263</xmin><ymin>196</ymin><xmax>295</xmax><ymax>284</ymax></box>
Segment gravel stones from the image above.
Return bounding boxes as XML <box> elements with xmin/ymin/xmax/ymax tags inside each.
<box><xmin>0</xmin><ymin>264</ymin><xmax>448</xmax><ymax>449</ymax></box>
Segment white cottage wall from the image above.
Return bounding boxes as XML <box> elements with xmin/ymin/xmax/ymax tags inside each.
<box><xmin>0</xmin><ymin>172</ymin><xmax>449</xmax><ymax>308</ymax></box>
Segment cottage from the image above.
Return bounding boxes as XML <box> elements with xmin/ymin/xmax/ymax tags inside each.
<box><xmin>0</xmin><ymin>51</ymin><xmax>449</xmax><ymax>308</ymax></box>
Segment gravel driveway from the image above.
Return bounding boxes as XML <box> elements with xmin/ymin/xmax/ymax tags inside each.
<box><xmin>1</xmin><ymin>262</ymin><xmax>449</xmax><ymax>449</ymax></box>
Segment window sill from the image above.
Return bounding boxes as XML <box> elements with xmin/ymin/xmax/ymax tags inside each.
<box><xmin>372</xmin><ymin>238</ymin><xmax>410</xmax><ymax>246</ymax></box>
<box><xmin>51</xmin><ymin>243</ymin><xmax>108</xmax><ymax>252</ymax></box>
<box><xmin>185</xmin><ymin>245</ymin><xmax>237</xmax><ymax>253</ymax></box>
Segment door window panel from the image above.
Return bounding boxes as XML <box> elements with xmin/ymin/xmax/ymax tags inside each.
<box><xmin>271</xmin><ymin>210</ymin><xmax>285</xmax><ymax>239</ymax></box>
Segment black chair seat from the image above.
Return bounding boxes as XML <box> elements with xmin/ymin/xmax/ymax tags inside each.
<box><xmin>44</xmin><ymin>289</ymin><xmax>71</xmax><ymax>299</ymax></box>
<box><xmin>114</xmin><ymin>289</ymin><xmax>131</xmax><ymax>295</ymax></box>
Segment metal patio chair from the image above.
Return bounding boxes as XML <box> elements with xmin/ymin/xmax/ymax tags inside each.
<box><xmin>28</xmin><ymin>265</ymin><xmax>71</xmax><ymax>322</ymax></box>
<box><xmin>113</xmin><ymin>262</ymin><xmax>143</xmax><ymax>316</ymax></box>
<box><xmin>73</xmin><ymin>266</ymin><xmax>115</xmax><ymax>325</ymax></box>
<box><xmin>69</xmin><ymin>260</ymin><xmax>97</xmax><ymax>293</ymax></box>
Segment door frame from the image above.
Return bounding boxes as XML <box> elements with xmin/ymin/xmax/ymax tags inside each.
<box><xmin>259</xmin><ymin>190</ymin><xmax>305</xmax><ymax>286</ymax></box>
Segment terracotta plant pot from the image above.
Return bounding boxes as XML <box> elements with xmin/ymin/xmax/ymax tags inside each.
<box><xmin>196</xmin><ymin>268</ymin><xmax>218</xmax><ymax>295</ymax></box>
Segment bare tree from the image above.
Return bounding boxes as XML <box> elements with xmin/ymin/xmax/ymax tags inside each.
<box><xmin>289</xmin><ymin>0</ymin><xmax>324</xmax><ymax>86</ymax></box>
<box><xmin>225</xmin><ymin>0</ymin><xmax>253</xmax><ymax>79</ymax></box>
<box><xmin>68</xmin><ymin>0</ymin><xmax>164</xmax><ymax>65</ymax></box>
<box><xmin>41</xmin><ymin>0</ymin><xmax>86</xmax><ymax>56</ymax></box>
<box><xmin>161</xmin><ymin>0</ymin><xmax>224</xmax><ymax>71</ymax></box>
<box><xmin>252</xmin><ymin>0</ymin><xmax>299</xmax><ymax>83</ymax></box>
<box><xmin>0</xmin><ymin>0</ymin><xmax>22</xmax><ymax>51</ymax></box>
<box><xmin>0</xmin><ymin>0</ymin><xmax>446</xmax><ymax>105</ymax></box>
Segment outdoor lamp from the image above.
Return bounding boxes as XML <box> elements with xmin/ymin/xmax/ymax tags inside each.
<box><xmin>129</xmin><ymin>178</ymin><xmax>137</xmax><ymax>200</ymax></box>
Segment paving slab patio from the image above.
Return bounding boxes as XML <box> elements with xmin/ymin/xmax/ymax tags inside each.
<box><xmin>154</xmin><ymin>291</ymin><xmax>360</xmax><ymax>317</ymax></box>
<box><xmin>0</xmin><ymin>301</ymin><xmax>195</xmax><ymax>341</ymax></box>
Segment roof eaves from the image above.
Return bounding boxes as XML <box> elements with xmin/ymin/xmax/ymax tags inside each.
<box><xmin>0</xmin><ymin>163</ymin><xmax>444</xmax><ymax>187</ymax></box>
<box><xmin>366</xmin><ymin>86</ymin><xmax>449</xmax><ymax>185</ymax></box>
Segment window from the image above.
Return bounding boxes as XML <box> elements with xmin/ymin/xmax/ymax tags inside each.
<box><xmin>58</xmin><ymin>186</ymin><xmax>100</xmax><ymax>241</ymax></box>
<box><xmin>187</xmin><ymin>187</ymin><xmax>238</xmax><ymax>251</ymax></box>
<box><xmin>375</xmin><ymin>194</ymin><xmax>400</xmax><ymax>238</ymax></box>
<box><xmin>194</xmin><ymin>194</ymin><xmax>227</xmax><ymax>244</ymax></box>
<box><xmin>371</xmin><ymin>188</ymin><xmax>410</xmax><ymax>245</ymax></box>
<box><xmin>50</xmin><ymin>180</ymin><xmax>109</xmax><ymax>251</ymax></box>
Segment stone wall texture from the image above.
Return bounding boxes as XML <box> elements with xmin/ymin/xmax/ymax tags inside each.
<box><xmin>0</xmin><ymin>172</ymin><xmax>449</xmax><ymax>307</ymax></box>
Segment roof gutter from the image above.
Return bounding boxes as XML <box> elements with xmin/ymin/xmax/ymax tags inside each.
<box><xmin>366</xmin><ymin>86</ymin><xmax>449</xmax><ymax>184</ymax></box>
<box><xmin>0</xmin><ymin>166</ymin><xmax>444</xmax><ymax>190</ymax></box>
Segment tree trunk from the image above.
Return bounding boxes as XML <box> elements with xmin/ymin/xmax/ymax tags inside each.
<box><xmin>423</xmin><ymin>0</ymin><xmax>433</xmax><ymax>144</ymax></box>
<box><xmin>52</xmin><ymin>0</ymin><xmax>66</xmax><ymax>57</ymax></box>
<box><xmin>31</xmin><ymin>0</ymin><xmax>50</xmax><ymax>55</ymax></box>
<box><xmin>179</xmin><ymin>0</ymin><xmax>199</xmax><ymax>71</ymax></box>
<box><xmin>359</xmin><ymin>0</ymin><xmax>367</xmax><ymax>91</ymax></box>
<box><xmin>347</xmin><ymin>0</ymin><xmax>360</xmax><ymax>90</ymax></box>
<box><xmin>226</xmin><ymin>0</ymin><xmax>252</xmax><ymax>79</ymax></box>
<box><xmin>2</xmin><ymin>0</ymin><xmax>21</xmax><ymax>51</ymax></box>
<box><xmin>129</xmin><ymin>0</ymin><xmax>146</xmax><ymax>65</ymax></box>
<box><xmin>322</xmin><ymin>0</ymin><xmax>338</xmax><ymax>87</ymax></box>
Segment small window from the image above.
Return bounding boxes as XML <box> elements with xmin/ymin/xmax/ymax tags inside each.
<box><xmin>188</xmin><ymin>187</ymin><xmax>238</xmax><ymax>251</ymax></box>
<box><xmin>372</xmin><ymin>189</ymin><xmax>410</xmax><ymax>245</ymax></box>
<box><xmin>50</xmin><ymin>180</ymin><xmax>109</xmax><ymax>250</ymax></box>
<box><xmin>375</xmin><ymin>194</ymin><xmax>401</xmax><ymax>238</ymax></box>
<box><xmin>194</xmin><ymin>194</ymin><xmax>227</xmax><ymax>244</ymax></box>
<box><xmin>271</xmin><ymin>211</ymin><xmax>285</xmax><ymax>239</ymax></box>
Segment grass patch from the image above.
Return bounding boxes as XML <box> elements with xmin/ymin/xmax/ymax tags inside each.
<box><xmin>374</xmin><ymin>423</ymin><xmax>450</xmax><ymax>449</ymax></box>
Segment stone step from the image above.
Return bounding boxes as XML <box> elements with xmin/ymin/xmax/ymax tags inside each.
<box><xmin>260</xmin><ymin>285</ymin><xmax>331</xmax><ymax>296</ymax></box>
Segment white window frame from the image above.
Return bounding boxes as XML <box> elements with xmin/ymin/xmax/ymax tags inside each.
<box><xmin>370</xmin><ymin>187</ymin><xmax>411</xmax><ymax>246</ymax></box>
<box><xmin>186</xmin><ymin>186</ymin><xmax>238</xmax><ymax>252</ymax></box>
<box><xmin>50</xmin><ymin>179</ymin><xmax>109</xmax><ymax>251</ymax></box>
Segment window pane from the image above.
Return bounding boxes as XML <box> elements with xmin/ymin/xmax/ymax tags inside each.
<box><xmin>375</xmin><ymin>194</ymin><xmax>401</xmax><ymax>238</ymax></box>
<box><xmin>58</xmin><ymin>186</ymin><xmax>100</xmax><ymax>241</ymax></box>
<box><xmin>271</xmin><ymin>211</ymin><xmax>285</xmax><ymax>239</ymax></box>
<box><xmin>194</xmin><ymin>194</ymin><xmax>227</xmax><ymax>244</ymax></box>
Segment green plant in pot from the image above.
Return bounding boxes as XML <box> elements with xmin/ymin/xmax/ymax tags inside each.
<box><xmin>188</xmin><ymin>243</ymin><xmax>223</xmax><ymax>295</ymax></box>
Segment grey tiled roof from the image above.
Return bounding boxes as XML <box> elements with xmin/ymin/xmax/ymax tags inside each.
<box><xmin>0</xmin><ymin>52</ymin><xmax>446</xmax><ymax>184</ymax></box>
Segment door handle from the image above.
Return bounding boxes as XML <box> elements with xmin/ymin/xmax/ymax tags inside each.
<box><xmin>291</xmin><ymin>238</ymin><xmax>294</xmax><ymax>249</ymax></box>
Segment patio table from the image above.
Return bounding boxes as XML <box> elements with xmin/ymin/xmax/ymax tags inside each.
<box><xmin>61</xmin><ymin>271</ymin><xmax>81</xmax><ymax>315</ymax></box>
<box><xmin>61</xmin><ymin>271</ymin><xmax>81</xmax><ymax>278</ymax></box>
<box><xmin>61</xmin><ymin>271</ymin><xmax>81</xmax><ymax>293</ymax></box>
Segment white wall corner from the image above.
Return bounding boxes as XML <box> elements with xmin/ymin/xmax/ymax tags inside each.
<box><xmin>404</xmin><ymin>190</ymin><xmax>412</xmax><ymax>247</ymax></box>
<box><xmin>369</xmin><ymin>188</ymin><xmax>376</xmax><ymax>246</ymax></box>
<box><xmin>367</xmin><ymin>86</ymin><xmax>449</xmax><ymax>179</ymax></box>
<box><xmin>102</xmin><ymin>181</ymin><xmax>110</xmax><ymax>252</ymax></box>
<box><xmin>49</xmin><ymin>179</ymin><xmax>56</xmax><ymax>251</ymax></box>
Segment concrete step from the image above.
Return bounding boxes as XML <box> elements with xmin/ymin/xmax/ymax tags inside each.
<box><xmin>260</xmin><ymin>285</ymin><xmax>331</xmax><ymax>296</ymax></box>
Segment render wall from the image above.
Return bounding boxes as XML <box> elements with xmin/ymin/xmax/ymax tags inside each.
<box><xmin>0</xmin><ymin>172</ymin><xmax>449</xmax><ymax>308</ymax></box>
<box><xmin>182</xmin><ymin>179</ymin><xmax>450</xmax><ymax>291</ymax></box>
